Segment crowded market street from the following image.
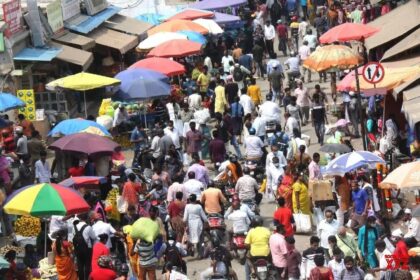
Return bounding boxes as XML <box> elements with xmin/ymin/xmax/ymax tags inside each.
<box><xmin>0</xmin><ymin>0</ymin><xmax>419</xmax><ymax>279</ymax></box>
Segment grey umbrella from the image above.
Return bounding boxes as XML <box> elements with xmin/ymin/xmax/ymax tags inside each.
<box><xmin>320</xmin><ymin>143</ymin><xmax>351</xmax><ymax>154</ymax></box>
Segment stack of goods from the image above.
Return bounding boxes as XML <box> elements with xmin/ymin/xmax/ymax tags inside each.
<box><xmin>14</xmin><ymin>216</ymin><xmax>41</xmax><ymax>237</ymax></box>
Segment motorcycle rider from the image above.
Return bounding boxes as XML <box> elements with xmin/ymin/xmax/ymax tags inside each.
<box><xmin>157</xmin><ymin>231</ymin><xmax>188</xmax><ymax>274</ymax></box>
<box><xmin>235</xmin><ymin>167</ymin><xmax>262</xmax><ymax>206</ymax></box>
<box><xmin>224</xmin><ymin>198</ymin><xmax>251</xmax><ymax>249</ymax></box>
<box><xmin>244</xmin><ymin>128</ymin><xmax>265</xmax><ymax>162</ymax></box>
<box><xmin>220</xmin><ymin>155</ymin><xmax>243</xmax><ymax>184</ymax></box>
<box><xmin>201</xmin><ymin>180</ymin><xmax>227</xmax><ymax>215</ymax></box>
<box><xmin>146</xmin><ymin>179</ymin><xmax>168</xmax><ymax>202</ymax></box>
<box><xmin>266</xmin><ymin>143</ymin><xmax>288</xmax><ymax>168</ymax></box>
<box><xmin>244</xmin><ymin>216</ymin><xmax>272</xmax><ymax>280</ymax></box>
<box><xmin>284</xmin><ymin>51</ymin><xmax>301</xmax><ymax>85</ymax></box>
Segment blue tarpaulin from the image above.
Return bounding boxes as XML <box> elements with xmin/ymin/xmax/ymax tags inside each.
<box><xmin>13</xmin><ymin>47</ymin><xmax>62</xmax><ymax>61</ymax></box>
<box><xmin>135</xmin><ymin>13</ymin><xmax>165</xmax><ymax>26</ymax></box>
<box><xmin>64</xmin><ymin>6</ymin><xmax>121</xmax><ymax>34</ymax></box>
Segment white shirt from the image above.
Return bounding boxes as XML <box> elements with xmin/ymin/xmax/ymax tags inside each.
<box><xmin>317</xmin><ymin>219</ymin><xmax>340</xmax><ymax>249</ymax></box>
<box><xmin>221</xmin><ymin>55</ymin><xmax>234</xmax><ymax>73</ymax></box>
<box><xmin>204</xmin><ymin>56</ymin><xmax>213</xmax><ymax>72</ymax></box>
<box><xmin>298</xmin><ymin>45</ymin><xmax>311</xmax><ymax>60</ymax></box>
<box><xmin>188</xmin><ymin>93</ymin><xmax>202</xmax><ymax>111</ymax></box>
<box><xmin>266</xmin><ymin>163</ymin><xmax>284</xmax><ymax>191</ymax></box>
<box><xmin>75</xmin><ymin>221</ymin><xmax>97</xmax><ymax>248</ymax></box>
<box><xmin>266</xmin><ymin>151</ymin><xmax>287</xmax><ymax>168</ymax></box>
<box><xmin>35</xmin><ymin>159</ymin><xmax>50</xmax><ymax>183</ymax></box>
<box><xmin>264</xmin><ymin>24</ymin><xmax>275</xmax><ymax>40</ymax></box>
<box><xmin>113</xmin><ymin>107</ymin><xmax>128</xmax><ymax>127</ymax></box>
<box><xmin>164</xmin><ymin>127</ymin><xmax>181</xmax><ymax>149</ymax></box>
<box><xmin>244</xmin><ymin>135</ymin><xmax>264</xmax><ymax>158</ymax></box>
<box><xmin>184</xmin><ymin>178</ymin><xmax>204</xmax><ymax>200</ymax></box>
<box><xmin>303</xmin><ymin>34</ymin><xmax>318</xmax><ymax>49</ymax></box>
<box><xmin>252</xmin><ymin>116</ymin><xmax>266</xmax><ymax>137</ymax></box>
<box><xmin>285</xmin><ymin>116</ymin><xmax>299</xmax><ymax>137</ymax></box>
<box><xmin>375</xmin><ymin>248</ymin><xmax>392</xmax><ymax>279</ymax></box>
<box><xmin>92</xmin><ymin>220</ymin><xmax>116</xmax><ymax>248</ymax></box>
<box><xmin>284</xmin><ymin>57</ymin><xmax>300</xmax><ymax>72</ymax></box>
<box><xmin>151</xmin><ymin>135</ymin><xmax>161</xmax><ymax>158</ymax></box>
<box><xmin>405</xmin><ymin>217</ymin><xmax>420</xmax><ymax>241</ymax></box>
<box><xmin>298</xmin><ymin>21</ymin><xmax>308</xmax><ymax>37</ymax></box>
<box><xmin>239</xmin><ymin>94</ymin><xmax>254</xmax><ymax>115</ymax></box>
<box><xmin>328</xmin><ymin>259</ymin><xmax>345</xmax><ymax>280</ymax></box>
<box><xmin>259</xmin><ymin>101</ymin><xmax>281</xmax><ymax>123</ymax></box>
<box><xmin>225</xmin><ymin>209</ymin><xmax>250</xmax><ymax>233</ymax></box>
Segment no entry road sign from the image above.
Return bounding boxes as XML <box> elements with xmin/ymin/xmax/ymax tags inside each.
<box><xmin>362</xmin><ymin>62</ymin><xmax>385</xmax><ymax>84</ymax></box>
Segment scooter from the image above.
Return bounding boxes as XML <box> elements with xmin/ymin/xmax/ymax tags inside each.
<box><xmin>232</xmin><ymin>233</ymin><xmax>247</xmax><ymax>264</ymax></box>
<box><xmin>252</xmin><ymin>258</ymin><xmax>277</xmax><ymax>280</ymax></box>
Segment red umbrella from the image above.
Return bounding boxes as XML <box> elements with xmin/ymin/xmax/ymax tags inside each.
<box><xmin>167</xmin><ymin>9</ymin><xmax>214</xmax><ymax>21</ymax></box>
<box><xmin>49</xmin><ymin>133</ymin><xmax>119</xmax><ymax>155</ymax></box>
<box><xmin>147</xmin><ymin>39</ymin><xmax>202</xmax><ymax>58</ymax></box>
<box><xmin>129</xmin><ymin>57</ymin><xmax>186</xmax><ymax>76</ymax></box>
<box><xmin>320</xmin><ymin>23</ymin><xmax>380</xmax><ymax>44</ymax></box>
<box><xmin>59</xmin><ymin>176</ymin><xmax>107</xmax><ymax>189</ymax></box>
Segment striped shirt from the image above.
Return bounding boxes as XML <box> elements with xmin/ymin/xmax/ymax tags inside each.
<box><xmin>135</xmin><ymin>241</ymin><xmax>157</xmax><ymax>267</ymax></box>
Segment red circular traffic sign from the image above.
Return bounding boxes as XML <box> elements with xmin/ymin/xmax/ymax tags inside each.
<box><xmin>362</xmin><ymin>62</ymin><xmax>385</xmax><ymax>84</ymax></box>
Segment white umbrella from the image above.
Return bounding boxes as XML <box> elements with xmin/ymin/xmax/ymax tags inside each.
<box><xmin>193</xmin><ymin>18</ymin><xmax>223</xmax><ymax>34</ymax></box>
<box><xmin>137</xmin><ymin>32</ymin><xmax>188</xmax><ymax>50</ymax></box>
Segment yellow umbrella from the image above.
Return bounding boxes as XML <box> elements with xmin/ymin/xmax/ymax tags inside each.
<box><xmin>46</xmin><ymin>72</ymin><xmax>121</xmax><ymax>117</ymax></box>
<box><xmin>80</xmin><ymin>126</ymin><xmax>109</xmax><ymax>136</ymax></box>
<box><xmin>379</xmin><ymin>161</ymin><xmax>420</xmax><ymax>190</ymax></box>
<box><xmin>303</xmin><ymin>45</ymin><xmax>361</xmax><ymax>72</ymax></box>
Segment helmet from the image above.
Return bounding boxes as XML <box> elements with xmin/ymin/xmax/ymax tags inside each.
<box><xmin>229</xmin><ymin>155</ymin><xmax>238</xmax><ymax>163</ymax></box>
<box><xmin>243</xmin><ymin>166</ymin><xmax>251</xmax><ymax>175</ymax></box>
<box><xmin>98</xmin><ymin>256</ymin><xmax>112</xmax><ymax>268</ymax></box>
<box><xmin>167</xmin><ymin>231</ymin><xmax>177</xmax><ymax>241</ymax></box>
<box><xmin>152</xmin><ymin>179</ymin><xmax>163</xmax><ymax>188</ymax></box>
<box><xmin>248</xmin><ymin>127</ymin><xmax>256</xmax><ymax>135</ymax></box>
<box><xmin>253</xmin><ymin>215</ymin><xmax>263</xmax><ymax>226</ymax></box>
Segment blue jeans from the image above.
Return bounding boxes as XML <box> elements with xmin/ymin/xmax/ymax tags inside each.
<box><xmin>231</xmin><ymin>135</ymin><xmax>242</xmax><ymax>158</ymax></box>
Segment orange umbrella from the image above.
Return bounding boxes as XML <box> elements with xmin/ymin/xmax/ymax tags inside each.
<box><xmin>320</xmin><ymin>23</ymin><xmax>379</xmax><ymax>44</ymax></box>
<box><xmin>147</xmin><ymin>19</ymin><xmax>209</xmax><ymax>36</ymax></box>
<box><xmin>379</xmin><ymin>161</ymin><xmax>420</xmax><ymax>190</ymax></box>
<box><xmin>129</xmin><ymin>57</ymin><xmax>186</xmax><ymax>76</ymax></box>
<box><xmin>147</xmin><ymin>39</ymin><xmax>202</xmax><ymax>58</ymax></box>
<box><xmin>166</xmin><ymin>8</ymin><xmax>214</xmax><ymax>21</ymax></box>
<box><xmin>303</xmin><ymin>45</ymin><xmax>361</xmax><ymax>72</ymax></box>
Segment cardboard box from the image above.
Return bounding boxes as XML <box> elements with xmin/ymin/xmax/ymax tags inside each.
<box><xmin>309</xmin><ymin>179</ymin><xmax>334</xmax><ymax>201</ymax></box>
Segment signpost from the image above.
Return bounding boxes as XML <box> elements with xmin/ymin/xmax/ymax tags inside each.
<box><xmin>2</xmin><ymin>0</ymin><xmax>22</xmax><ymax>38</ymax></box>
<box><xmin>362</xmin><ymin>62</ymin><xmax>385</xmax><ymax>84</ymax></box>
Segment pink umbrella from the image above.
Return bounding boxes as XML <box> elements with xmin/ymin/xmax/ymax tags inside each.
<box><xmin>335</xmin><ymin>119</ymin><xmax>350</xmax><ymax>127</ymax></box>
<box><xmin>49</xmin><ymin>133</ymin><xmax>119</xmax><ymax>155</ymax></box>
<box><xmin>337</xmin><ymin>67</ymin><xmax>362</xmax><ymax>91</ymax></box>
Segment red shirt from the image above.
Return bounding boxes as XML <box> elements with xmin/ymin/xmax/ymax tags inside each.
<box><xmin>276</xmin><ymin>24</ymin><xmax>288</xmax><ymax>38</ymax></box>
<box><xmin>393</xmin><ymin>240</ymin><xmax>409</xmax><ymax>264</ymax></box>
<box><xmin>273</xmin><ymin>207</ymin><xmax>294</xmax><ymax>237</ymax></box>
<box><xmin>68</xmin><ymin>166</ymin><xmax>85</xmax><ymax>177</ymax></box>
<box><xmin>90</xmin><ymin>267</ymin><xmax>117</xmax><ymax>280</ymax></box>
<box><xmin>91</xmin><ymin>242</ymin><xmax>110</xmax><ymax>272</ymax></box>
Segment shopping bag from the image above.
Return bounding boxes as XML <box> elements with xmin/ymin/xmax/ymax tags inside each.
<box><xmin>259</xmin><ymin>178</ymin><xmax>267</xmax><ymax>193</ymax></box>
<box><xmin>116</xmin><ymin>195</ymin><xmax>128</xmax><ymax>214</ymax></box>
<box><xmin>293</xmin><ymin>212</ymin><xmax>312</xmax><ymax>233</ymax></box>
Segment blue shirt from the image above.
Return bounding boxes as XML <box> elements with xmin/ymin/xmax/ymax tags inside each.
<box><xmin>130</xmin><ymin>127</ymin><xmax>147</xmax><ymax>151</ymax></box>
<box><xmin>352</xmin><ymin>188</ymin><xmax>369</xmax><ymax>215</ymax></box>
<box><xmin>238</xmin><ymin>54</ymin><xmax>253</xmax><ymax>72</ymax></box>
<box><xmin>230</xmin><ymin>102</ymin><xmax>244</xmax><ymax>118</ymax></box>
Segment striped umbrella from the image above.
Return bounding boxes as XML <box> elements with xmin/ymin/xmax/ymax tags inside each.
<box><xmin>4</xmin><ymin>183</ymin><xmax>90</xmax><ymax>216</ymax></box>
<box><xmin>303</xmin><ymin>45</ymin><xmax>361</xmax><ymax>72</ymax></box>
<box><xmin>324</xmin><ymin>151</ymin><xmax>385</xmax><ymax>176</ymax></box>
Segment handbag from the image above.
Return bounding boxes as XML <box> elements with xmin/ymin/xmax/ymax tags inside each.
<box><xmin>116</xmin><ymin>195</ymin><xmax>128</xmax><ymax>214</ymax></box>
<box><xmin>293</xmin><ymin>212</ymin><xmax>312</xmax><ymax>233</ymax></box>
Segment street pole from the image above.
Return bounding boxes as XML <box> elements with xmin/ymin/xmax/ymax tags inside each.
<box><xmin>354</xmin><ymin>67</ymin><xmax>367</xmax><ymax>150</ymax></box>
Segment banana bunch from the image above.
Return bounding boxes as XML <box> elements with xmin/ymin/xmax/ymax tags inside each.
<box><xmin>106</xmin><ymin>188</ymin><xmax>120</xmax><ymax>221</ymax></box>
<box><xmin>14</xmin><ymin>216</ymin><xmax>41</xmax><ymax>237</ymax></box>
<box><xmin>0</xmin><ymin>245</ymin><xmax>24</xmax><ymax>255</ymax></box>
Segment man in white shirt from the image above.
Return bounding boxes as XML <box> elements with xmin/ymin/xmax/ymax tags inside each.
<box><xmin>91</xmin><ymin>213</ymin><xmax>117</xmax><ymax>248</ymax></box>
<box><xmin>164</xmin><ymin>121</ymin><xmax>181</xmax><ymax>150</ymax></box>
<box><xmin>225</xmin><ymin>199</ymin><xmax>251</xmax><ymax>234</ymax></box>
<box><xmin>239</xmin><ymin>88</ymin><xmax>254</xmax><ymax>115</ymax></box>
<box><xmin>328</xmin><ymin>248</ymin><xmax>345</xmax><ymax>280</ymax></box>
<box><xmin>221</xmin><ymin>50</ymin><xmax>234</xmax><ymax>75</ymax></box>
<box><xmin>264</xmin><ymin>20</ymin><xmax>275</xmax><ymax>56</ymax></box>
<box><xmin>303</xmin><ymin>29</ymin><xmax>318</xmax><ymax>51</ymax></box>
<box><xmin>266</xmin><ymin>157</ymin><xmax>284</xmax><ymax>200</ymax></box>
<box><xmin>298</xmin><ymin>19</ymin><xmax>309</xmax><ymax>38</ymax></box>
<box><xmin>188</xmin><ymin>92</ymin><xmax>202</xmax><ymax>111</ymax></box>
<box><xmin>35</xmin><ymin>151</ymin><xmax>50</xmax><ymax>183</ymax></box>
<box><xmin>317</xmin><ymin>210</ymin><xmax>340</xmax><ymax>257</ymax></box>
<box><xmin>204</xmin><ymin>56</ymin><xmax>213</xmax><ymax>72</ymax></box>
<box><xmin>251</xmin><ymin>115</ymin><xmax>266</xmax><ymax>141</ymax></box>
<box><xmin>259</xmin><ymin>96</ymin><xmax>282</xmax><ymax>124</ymax></box>
<box><xmin>266</xmin><ymin>144</ymin><xmax>287</xmax><ymax>167</ymax></box>
<box><xmin>244</xmin><ymin>128</ymin><xmax>265</xmax><ymax>159</ymax></box>
<box><xmin>184</xmin><ymin>171</ymin><xmax>204</xmax><ymax>200</ymax></box>
<box><xmin>284</xmin><ymin>112</ymin><xmax>299</xmax><ymax>138</ymax></box>
<box><xmin>403</xmin><ymin>208</ymin><xmax>420</xmax><ymax>246</ymax></box>
<box><xmin>150</xmin><ymin>133</ymin><xmax>161</xmax><ymax>161</ymax></box>
<box><xmin>374</xmin><ymin>239</ymin><xmax>392</xmax><ymax>279</ymax></box>
<box><xmin>284</xmin><ymin>52</ymin><xmax>301</xmax><ymax>82</ymax></box>
<box><xmin>112</xmin><ymin>104</ymin><xmax>129</xmax><ymax>128</ymax></box>
<box><xmin>75</xmin><ymin>212</ymin><xmax>97</xmax><ymax>280</ymax></box>
<box><xmin>298</xmin><ymin>41</ymin><xmax>312</xmax><ymax>83</ymax></box>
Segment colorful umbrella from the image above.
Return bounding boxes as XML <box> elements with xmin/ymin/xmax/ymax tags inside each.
<box><xmin>177</xmin><ymin>30</ymin><xmax>207</xmax><ymax>45</ymax></box>
<box><xmin>59</xmin><ymin>176</ymin><xmax>107</xmax><ymax>189</ymax></box>
<box><xmin>147</xmin><ymin>39</ymin><xmax>202</xmax><ymax>58</ymax></box>
<box><xmin>114</xmin><ymin>68</ymin><xmax>171</xmax><ymax>100</ymax></box>
<box><xmin>320</xmin><ymin>23</ymin><xmax>380</xmax><ymax>44</ymax></box>
<box><xmin>49</xmin><ymin>133</ymin><xmax>119</xmax><ymax>155</ymax></box>
<box><xmin>379</xmin><ymin>161</ymin><xmax>420</xmax><ymax>190</ymax></box>
<box><xmin>129</xmin><ymin>58</ymin><xmax>186</xmax><ymax>76</ymax></box>
<box><xmin>48</xmin><ymin>118</ymin><xmax>110</xmax><ymax>137</ymax></box>
<box><xmin>147</xmin><ymin>19</ymin><xmax>209</xmax><ymax>36</ymax></box>
<box><xmin>323</xmin><ymin>151</ymin><xmax>385</xmax><ymax>176</ymax></box>
<box><xmin>137</xmin><ymin>32</ymin><xmax>188</xmax><ymax>50</ymax></box>
<box><xmin>167</xmin><ymin>8</ymin><xmax>214</xmax><ymax>21</ymax></box>
<box><xmin>4</xmin><ymin>183</ymin><xmax>90</xmax><ymax>216</ymax></box>
<box><xmin>337</xmin><ymin>68</ymin><xmax>363</xmax><ymax>91</ymax></box>
<box><xmin>0</xmin><ymin>92</ymin><xmax>26</xmax><ymax>112</ymax></box>
<box><xmin>193</xmin><ymin>18</ymin><xmax>223</xmax><ymax>34</ymax></box>
<box><xmin>303</xmin><ymin>45</ymin><xmax>361</xmax><ymax>72</ymax></box>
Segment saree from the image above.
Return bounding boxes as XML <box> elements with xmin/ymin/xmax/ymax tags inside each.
<box><xmin>278</xmin><ymin>174</ymin><xmax>294</xmax><ymax>210</ymax></box>
<box><xmin>52</xmin><ymin>241</ymin><xmax>78</xmax><ymax>280</ymax></box>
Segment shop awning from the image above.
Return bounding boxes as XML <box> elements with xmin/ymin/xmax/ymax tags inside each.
<box><xmin>51</xmin><ymin>43</ymin><xmax>93</xmax><ymax>71</ymax></box>
<box><xmin>402</xmin><ymin>87</ymin><xmax>420</xmax><ymax>126</ymax></box>
<box><xmin>393</xmin><ymin>74</ymin><xmax>420</xmax><ymax>98</ymax></box>
<box><xmin>104</xmin><ymin>14</ymin><xmax>152</xmax><ymax>37</ymax></box>
<box><xmin>13</xmin><ymin>47</ymin><xmax>62</xmax><ymax>61</ymax></box>
<box><xmin>381</xmin><ymin>55</ymin><xmax>420</xmax><ymax>68</ymax></box>
<box><xmin>365</xmin><ymin>0</ymin><xmax>420</xmax><ymax>51</ymax></box>
<box><xmin>64</xmin><ymin>6</ymin><xmax>121</xmax><ymax>34</ymax></box>
<box><xmin>381</xmin><ymin>28</ymin><xmax>420</xmax><ymax>61</ymax></box>
<box><xmin>88</xmin><ymin>27</ymin><xmax>138</xmax><ymax>54</ymax></box>
<box><xmin>53</xmin><ymin>32</ymin><xmax>96</xmax><ymax>50</ymax></box>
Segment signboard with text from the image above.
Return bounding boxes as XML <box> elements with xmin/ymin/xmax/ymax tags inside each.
<box><xmin>47</xmin><ymin>0</ymin><xmax>64</xmax><ymax>33</ymax></box>
<box><xmin>2</xmin><ymin>0</ymin><xmax>22</xmax><ymax>38</ymax></box>
<box><xmin>61</xmin><ymin>0</ymin><xmax>81</xmax><ymax>21</ymax></box>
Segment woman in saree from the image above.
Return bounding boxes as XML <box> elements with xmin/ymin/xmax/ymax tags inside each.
<box><xmin>277</xmin><ymin>164</ymin><xmax>294</xmax><ymax>210</ymax></box>
<box><xmin>51</xmin><ymin>229</ymin><xmax>77</xmax><ymax>280</ymax></box>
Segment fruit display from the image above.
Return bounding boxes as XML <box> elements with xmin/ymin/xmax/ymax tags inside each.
<box><xmin>106</xmin><ymin>187</ymin><xmax>120</xmax><ymax>221</ymax></box>
<box><xmin>14</xmin><ymin>216</ymin><xmax>42</xmax><ymax>237</ymax></box>
<box><xmin>0</xmin><ymin>245</ymin><xmax>24</xmax><ymax>256</ymax></box>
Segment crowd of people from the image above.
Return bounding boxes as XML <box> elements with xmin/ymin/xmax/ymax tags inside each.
<box><xmin>0</xmin><ymin>0</ymin><xmax>418</xmax><ymax>279</ymax></box>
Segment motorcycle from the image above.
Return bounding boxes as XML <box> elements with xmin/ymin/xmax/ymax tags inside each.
<box><xmin>231</xmin><ymin>233</ymin><xmax>247</xmax><ymax>264</ymax></box>
<box><xmin>133</xmin><ymin>145</ymin><xmax>153</xmax><ymax>170</ymax></box>
<box><xmin>252</xmin><ymin>258</ymin><xmax>277</xmax><ymax>280</ymax></box>
<box><xmin>203</xmin><ymin>214</ymin><xmax>226</xmax><ymax>255</ymax></box>
<box><xmin>244</xmin><ymin>160</ymin><xmax>265</xmax><ymax>184</ymax></box>
<box><xmin>264</xmin><ymin>120</ymin><xmax>277</xmax><ymax>141</ymax></box>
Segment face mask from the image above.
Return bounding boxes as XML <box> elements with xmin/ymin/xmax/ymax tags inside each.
<box><xmin>358</xmin><ymin>181</ymin><xmax>363</xmax><ymax>186</ymax></box>
<box><xmin>370</xmin><ymin>223</ymin><xmax>376</xmax><ymax>227</ymax></box>
<box><xmin>274</xmin><ymin>163</ymin><xmax>279</xmax><ymax>168</ymax></box>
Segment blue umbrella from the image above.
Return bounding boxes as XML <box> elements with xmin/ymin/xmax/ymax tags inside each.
<box><xmin>323</xmin><ymin>151</ymin><xmax>385</xmax><ymax>176</ymax></box>
<box><xmin>135</xmin><ymin>13</ymin><xmax>164</xmax><ymax>25</ymax></box>
<box><xmin>48</xmin><ymin>118</ymin><xmax>110</xmax><ymax>137</ymax></box>
<box><xmin>177</xmin><ymin>30</ymin><xmax>207</xmax><ymax>45</ymax></box>
<box><xmin>0</xmin><ymin>92</ymin><xmax>26</xmax><ymax>112</ymax></box>
<box><xmin>114</xmin><ymin>68</ymin><xmax>171</xmax><ymax>100</ymax></box>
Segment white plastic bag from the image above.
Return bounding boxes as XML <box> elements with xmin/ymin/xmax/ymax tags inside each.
<box><xmin>294</xmin><ymin>213</ymin><xmax>312</xmax><ymax>233</ymax></box>
<box><xmin>116</xmin><ymin>195</ymin><xmax>128</xmax><ymax>214</ymax></box>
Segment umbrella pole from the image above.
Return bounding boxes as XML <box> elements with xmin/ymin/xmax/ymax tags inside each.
<box><xmin>355</xmin><ymin>67</ymin><xmax>367</xmax><ymax>150</ymax></box>
<box><xmin>84</xmin><ymin>91</ymin><xmax>87</xmax><ymax>119</ymax></box>
<box><xmin>44</xmin><ymin>220</ymin><xmax>47</xmax><ymax>258</ymax></box>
